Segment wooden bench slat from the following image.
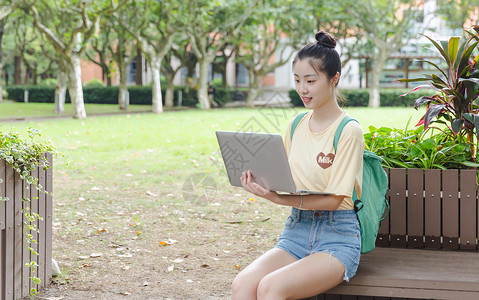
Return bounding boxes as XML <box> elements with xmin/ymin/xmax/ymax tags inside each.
<box><xmin>328</xmin><ymin>284</ymin><xmax>479</xmax><ymax>300</ymax></box>
<box><xmin>390</xmin><ymin>169</ymin><xmax>406</xmax><ymax>247</ymax></box>
<box><xmin>425</xmin><ymin>170</ymin><xmax>441</xmax><ymax>248</ymax></box>
<box><xmin>328</xmin><ymin>248</ymin><xmax>479</xmax><ymax>298</ymax></box>
<box><xmin>442</xmin><ymin>169</ymin><xmax>459</xmax><ymax>249</ymax></box>
<box><xmin>407</xmin><ymin>168</ymin><xmax>424</xmax><ymax>248</ymax></box>
<box><xmin>460</xmin><ymin>169</ymin><xmax>477</xmax><ymax>250</ymax></box>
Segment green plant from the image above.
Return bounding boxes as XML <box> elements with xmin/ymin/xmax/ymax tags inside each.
<box><xmin>0</xmin><ymin>128</ymin><xmax>57</xmax><ymax>298</ymax></box>
<box><xmin>85</xmin><ymin>78</ymin><xmax>105</xmax><ymax>87</ymax></box>
<box><xmin>289</xmin><ymin>88</ymin><xmax>436</xmax><ymax>107</ymax></box>
<box><xmin>399</xmin><ymin>26</ymin><xmax>479</xmax><ymax>156</ymax></box>
<box><xmin>364</xmin><ymin>123</ymin><xmax>478</xmax><ymax>170</ymax></box>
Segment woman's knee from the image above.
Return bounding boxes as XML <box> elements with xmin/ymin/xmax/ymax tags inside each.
<box><xmin>256</xmin><ymin>274</ymin><xmax>286</xmax><ymax>300</ymax></box>
<box><xmin>232</xmin><ymin>269</ymin><xmax>258</xmax><ymax>299</ymax></box>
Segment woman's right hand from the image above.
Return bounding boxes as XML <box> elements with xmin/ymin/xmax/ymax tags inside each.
<box><xmin>240</xmin><ymin>170</ymin><xmax>278</xmax><ymax>202</ymax></box>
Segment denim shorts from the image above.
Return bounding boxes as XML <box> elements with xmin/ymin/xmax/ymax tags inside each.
<box><xmin>275</xmin><ymin>208</ymin><xmax>361</xmax><ymax>282</ymax></box>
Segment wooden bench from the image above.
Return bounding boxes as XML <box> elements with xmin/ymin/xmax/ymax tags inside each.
<box><xmin>304</xmin><ymin>168</ymin><xmax>479</xmax><ymax>300</ymax></box>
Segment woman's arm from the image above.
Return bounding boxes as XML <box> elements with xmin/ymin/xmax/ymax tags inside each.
<box><xmin>241</xmin><ymin>170</ymin><xmax>344</xmax><ymax>211</ymax></box>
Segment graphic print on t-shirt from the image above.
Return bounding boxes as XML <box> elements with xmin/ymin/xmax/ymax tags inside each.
<box><xmin>316</xmin><ymin>152</ymin><xmax>335</xmax><ymax>169</ymax></box>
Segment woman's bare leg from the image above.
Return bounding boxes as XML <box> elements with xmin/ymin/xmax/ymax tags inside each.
<box><xmin>256</xmin><ymin>251</ymin><xmax>345</xmax><ymax>300</ymax></box>
<box><xmin>231</xmin><ymin>248</ymin><xmax>297</xmax><ymax>300</ymax></box>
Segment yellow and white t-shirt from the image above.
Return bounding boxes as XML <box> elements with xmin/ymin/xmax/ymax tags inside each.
<box><xmin>285</xmin><ymin>111</ymin><xmax>364</xmax><ymax>210</ymax></box>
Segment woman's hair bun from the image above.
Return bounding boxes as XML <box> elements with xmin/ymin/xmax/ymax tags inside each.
<box><xmin>315</xmin><ymin>31</ymin><xmax>336</xmax><ymax>48</ymax></box>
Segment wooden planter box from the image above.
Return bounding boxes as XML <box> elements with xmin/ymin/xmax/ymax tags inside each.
<box><xmin>304</xmin><ymin>168</ymin><xmax>479</xmax><ymax>300</ymax></box>
<box><xmin>0</xmin><ymin>154</ymin><xmax>53</xmax><ymax>300</ymax></box>
<box><xmin>378</xmin><ymin>168</ymin><xmax>478</xmax><ymax>251</ymax></box>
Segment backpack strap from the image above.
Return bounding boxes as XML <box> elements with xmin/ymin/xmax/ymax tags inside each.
<box><xmin>333</xmin><ymin>115</ymin><xmax>360</xmax><ymax>202</ymax></box>
<box><xmin>333</xmin><ymin>116</ymin><xmax>358</xmax><ymax>152</ymax></box>
<box><xmin>290</xmin><ymin>112</ymin><xmax>308</xmax><ymax>141</ymax></box>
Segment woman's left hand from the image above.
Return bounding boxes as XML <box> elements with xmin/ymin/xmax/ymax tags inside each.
<box><xmin>240</xmin><ymin>170</ymin><xmax>278</xmax><ymax>202</ymax></box>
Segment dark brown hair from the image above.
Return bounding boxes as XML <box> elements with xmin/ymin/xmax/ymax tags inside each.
<box><xmin>292</xmin><ymin>31</ymin><xmax>341</xmax><ymax>86</ymax></box>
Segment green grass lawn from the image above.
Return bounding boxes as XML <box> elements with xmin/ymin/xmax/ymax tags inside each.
<box><xmin>0</xmin><ymin>106</ymin><xmax>426</xmax><ymax>298</ymax></box>
<box><xmin>0</xmin><ymin>100</ymin><xmax>152</xmax><ymax>119</ymax></box>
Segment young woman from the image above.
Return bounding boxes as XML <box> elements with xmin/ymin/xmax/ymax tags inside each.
<box><xmin>231</xmin><ymin>31</ymin><xmax>364</xmax><ymax>300</ymax></box>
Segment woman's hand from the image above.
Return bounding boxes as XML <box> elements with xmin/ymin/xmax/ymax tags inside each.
<box><xmin>240</xmin><ymin>170</ymin><xmax>278</xmax><ymax>203</ymax></box>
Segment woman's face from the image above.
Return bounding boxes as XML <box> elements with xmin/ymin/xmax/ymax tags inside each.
<box><xmin>293</xmin><ymin>59</ymin><xmax>338</xmax><ymax>110</ymax></box>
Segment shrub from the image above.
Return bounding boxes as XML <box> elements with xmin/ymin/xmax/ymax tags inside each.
<box><xmin>85</xmin><ymin>78</ymin><xmax>105</xmax><ymax>87</ymax></box>
<box><xmin>289</xmin><ymin>88</ymin><xmax>437</xmax><ymax>107</ymax></box>
<box><xmin>39</xmin><ymin>78</ymin><xmax>57</xmax><ymax>87</ymax></box>
<box><xmin>5</xmin><ymin>85</ymin><xmax>247</xmax><ymax>107</ymax></box>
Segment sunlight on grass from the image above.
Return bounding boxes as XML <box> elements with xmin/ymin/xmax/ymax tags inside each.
<box><xmin>0</xmin><ymin>101</ymin><xmax>151</xmax><ymax>119</ymax></box>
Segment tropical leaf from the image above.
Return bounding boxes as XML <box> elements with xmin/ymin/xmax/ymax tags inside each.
<box><xmin>451</xmin><ymin>118</ymin><xmax>464</xmax><ymax>135</ymax></box>
<box><xmin>413</xmin><ymin>96</ymin><xmax>435</xmax><ymax>109</ymax></box>
<box><xmin>422</xmin><ymin>34</ymin><xmax>451</xmax><ymax>66</ymax></box>
<box><xmin>424</xmin><ymin>104</ymin><xmax>446</xmax><ymax>129</ymax></box>
<box><xmin>458</xmin><ymin>78</ymin><xmax>479</xmax><ymax>85</ymax></box>
<box><xmin>420</xmin><ymin>59</ymin><xmax>448</xmax><ymax>79</ymax></box>
<box><xmin>400</xmin><ymin>84</ymin><xmax>433</xmax><ymax>96</ymax></box>
<box><xmin>448</xmin><ymin>36</ymin><xmax>460</xmax><ymax>67</ymax></box>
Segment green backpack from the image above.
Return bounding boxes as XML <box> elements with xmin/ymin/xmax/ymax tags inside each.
<box><xmin>291</xmin><ymin>113</ymin><xmax>389</xmax><ymax>254</ymax></box>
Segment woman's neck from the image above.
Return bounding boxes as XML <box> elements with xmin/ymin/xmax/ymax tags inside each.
<box><xmin>309</xmin><ymin>101</ymin><xmax>343</xmax><ymax>133</ymax></box>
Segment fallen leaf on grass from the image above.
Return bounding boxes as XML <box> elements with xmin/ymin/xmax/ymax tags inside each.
<box><xmin>121</xmin><ymin>291</ymin><xmax>131</xmax><ymax>296</ymax></box>
<box><xmin>90</xmin><ymin>253</ymin><xmax>102</xmax><ymax>258</ymax></box>
<box><xmin>146</xmin><ymin>191</ymin><xmax>157</xmax><ymax>197</ymax></box>
<box><xmin>167</xmin><ymin>265</ymin><xmax>175</xmax><ymax>272</ymax></box>
<box><xmin>159</xmin><ymin>238</ymin><xmax>177</xmax><ymax>246</ymax></box>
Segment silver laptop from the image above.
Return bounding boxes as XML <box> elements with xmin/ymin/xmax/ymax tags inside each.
<box><xmin>215</xmin><ymin>130</ymin><xmax>331</xmax><ymax>195</ymax></box>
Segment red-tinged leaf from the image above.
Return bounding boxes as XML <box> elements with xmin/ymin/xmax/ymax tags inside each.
<box><xmin>397</xmin><ymin>77</ymin><xmax>431</xmax><ymax>83</ymax></box>
<box><xmin>451</xmin><ymin>118</ymin><xmax>464</xmax><ymax>135</ymax></box>
<box><xmin>459</xmin><ymin>78</ymin><xmax>479</xmax><ymax>85</ymax></box>
<box><xmin>424</xmin><ymin>104</ymin><xmax>446</xmax><ymax>129</ymax></box>
<box><xmin>400</xmin><ymin>85</ymin><xmax>432</xmax><ymax>96</ymax></box>
<box><xmin>415</xmin><ymin>118</ymin><xmax>425</xmax><ymax>127</ymax></box>
<box><xmin>463</xmin><ymin>113</ymin><xmax>475</xmax><ymax>123</ymax></box>
<box><xmin>414</xmin><ymin>96</ymin><xmax>435</xmax><ymax>109</ymax></box>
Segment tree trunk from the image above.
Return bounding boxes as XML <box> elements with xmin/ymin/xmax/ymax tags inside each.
<box><xmin>165</xmin><ymin>76</ymin><xmax>174</xmax><ymax>107</ymax></box>
<box><xmin>54</xmin><ymin>69</ymin><xmax>67</xmax><ymax>114</ymax></box>
<box><xmin>136</xmin><ymin>49</ymin><xmax>143</xmax><ymax>86</ymax></box>
<box><xmin>149</xmin><ymin>58</ymin><xmax>163</xmax><ymax>114</ymax></box>
<box><xmin>0</xmin><ymin>74</ymin><xmax>3</xmax><ymax>102</ymax></box>
<box><xmin>197</xmin><ymin>58</ymin><xmax>210</xmax><ymax>110</ymax></box>
<box><xmin>14</xmin><ymin>56</ymin><xmax>21</xmax><ymax>85</ymax></box>
<box><xmin>118</xmin><ymin>63</ymin><xmax>128</xmax><ymax>110</ymax></box>
<box><xmin>66</xmin><ymin>54</ymin><xmax>87</xmax><ymax>119</ymax></box>
<box><xmin>245</xmin><ymin>69</ymin><xmax>260</xmax><ymax>107</ymax></box>
<box><xmin>368</xmin><ymin>49</ymin><xmax>389</xmax><ymax>108</ymax></box>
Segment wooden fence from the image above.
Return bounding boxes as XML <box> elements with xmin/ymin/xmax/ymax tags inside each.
<box><xmin>0</xmin><ymin>154</ymin><xmax>53</xmax><ymax>300</ymax></box>
<box><xmin>377</xmin><ymin>168</ymin><xmax>479</xmax><ymax>251</ymax></box>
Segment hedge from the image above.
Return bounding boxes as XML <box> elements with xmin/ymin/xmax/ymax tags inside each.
<box><xmin>289</xmin><ymin>88</ymin><xmax>437</xmax><ymax>107</ymax></box>
<box><xmin>5</xmin><ymin>85</ymin><xmax>248</xmax><ymax>107</ymax></box>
